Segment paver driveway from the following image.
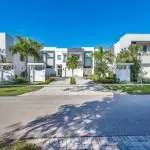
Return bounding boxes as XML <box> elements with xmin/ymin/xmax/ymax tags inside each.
<box><xmin>22</xmin><ymin>77</ymin><xmax>112</xmax><ymax>96</ymax></box>
<box><xmin>1</xmin><ymin>78</ymin><xmax>150</xmax><ymax>149</ymax></box>
<box><xmin>1</xmin><ymin>94</ymin><xmax>150</xmax><ymax>139</ymax></box>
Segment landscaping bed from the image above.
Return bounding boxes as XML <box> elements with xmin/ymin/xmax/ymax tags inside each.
<box><xmin>104</xmin><ymin>85</ymin><xmax>150</xmax><ymax>95</ymax></box>
<box><xmin>0</xmin><ymin>141</ymin><xmax>41</xmax><ymax>150</ymax></box>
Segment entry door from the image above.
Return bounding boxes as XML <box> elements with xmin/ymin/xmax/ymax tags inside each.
<box><xmin>34</xmin><ymin>66</ymin><xmax>44</xmax><ymax>82</ymax></box>
<box><xmin>57</xmin><ymin>65</ymin><xmax>62</xmax><ymax>76</ymax></box>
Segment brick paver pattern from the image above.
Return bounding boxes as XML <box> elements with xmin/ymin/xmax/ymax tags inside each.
<box><xmin>29</xmin><ymin>135</ymin><xmax>150</xmax><ymax>150</ymax></box>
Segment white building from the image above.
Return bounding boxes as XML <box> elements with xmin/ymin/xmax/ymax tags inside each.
<box><xmin>110</xmin><ymin>34</ymin><xmax>150</xmax><ymax>79</ymax></box>
<box><xmin>0</xmin><ymin>32</ymin><xmax>95</xmax><ymax>78</ymax></box>
<box><xmin>40</xmin><ymin>47</ymin><xmax>95</xmax><ymax>77</ymax></box>
<box><xmin>0</xmin><ymin>32</ymin><xmax>34</xmax><ymax>76</ymax></box>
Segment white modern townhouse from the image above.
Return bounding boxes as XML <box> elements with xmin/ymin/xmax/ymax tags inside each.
<box><xmin>40</xmin><ymin>47</ymin><xmax>95</xmax><ymax>77</ymax></box>
<box><xmin>110</xmin><ymin>34</ymin><xmax>150</xmax><ymax>79</ymax></box>
<box><xmin>0</xmin><ymin>32</ymin><xmax>34</xmax><ymax>76</ymax></box>
<box><xmin>0</xmin><ymin>32</ymin><xmax>95</xmax><ymax>82</ymax></box>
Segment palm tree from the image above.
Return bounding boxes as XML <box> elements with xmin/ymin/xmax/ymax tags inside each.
<box><xmin>93</xmin><ymin>46</ymin><xmax>114</xmax><ymax>78</ymax></box>
<box><xmin>9</xmin><ymin>36</ymin><xmax>43</xmax><ymax>77</ymax></box>
<box><xmin>67</xmin><ymin>55</ymin><xmax>78</xmax><ymax>78</ymax></box>
<box><xmin>116</xmin><ymin>44</ymin><xmax>141</xmax><ymax>82</ymax></box>
<box><xmin>117</xmin><ymin>44</ymin><xmax>141</xmax><ymax>63</ymax></box>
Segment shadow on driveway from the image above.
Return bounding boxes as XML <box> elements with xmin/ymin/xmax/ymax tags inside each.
<box><xmin>1</xmin><ymin>94</ymin><xmax>150</xmax><ymax>141</ymax></box>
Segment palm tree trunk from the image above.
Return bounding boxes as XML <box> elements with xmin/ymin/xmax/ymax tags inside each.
<box><xmin>25</xmin><ymin>56</ymin><xmax>28</xmax><ymax>78</ymax></box>
<box><xmin>72</xmin><ymin>69</ymin><xmax>74</xmax><ymax>78</ymax></box>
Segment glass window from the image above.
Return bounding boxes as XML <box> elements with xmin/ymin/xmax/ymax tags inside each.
<box><xmin>47</xmin><ymin>52</ymin><xmax>54</xmax><ymax>57</ymax></box>
<box><xmin>35</xmin><ymin>54</ymin><xmax>43</xmax><ymax>63</ymax></box>
<box><xmin>84</xmin><ymin>52</ymin><xmax>92</xmax><ymax>68</ymax></box>
<box><xmin>117</xmin><ymin>65</ymin><xmax>126</xmax><ymax>70</ymax></box>
<box><xmin>57</xmin><ymin>55</ymin><xmax>61</xmax><ymax>60</ymax></box>
<box><xmin>143</xmin><ymin>45</ymin><xmax>147</xmax><ymax>52</ymax></box>
<box><xmin>46</xmin><ymin>51</ymin><xmax>55</xmax><ymax>68</ymax></box>
<box><xmin>85</xmin><ymin>53</ymin><xmax>91</xmax><ymax>57</ymax></box>
<box><xmin>47</xmin><ymin>58</ymin><xmax>54</xmax><ymax>66</ymax></box>
<box><xmin>63</xmin><ymin>54</ymin><xmax>67</xmax><ymax>62</ymax></box>
<box><xmin>35</xmin><ymin>65</ymin><xmax>43</xmax><ymax>70</ymax></box>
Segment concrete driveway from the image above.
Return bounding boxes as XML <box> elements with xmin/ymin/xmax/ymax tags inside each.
<box><xmin>1</xmin><ymin>94</ymin><xmax>150</xmax><ymax>140</ymax></box>
<box><xmin>22</xmin><ymin>77</ymin><xmax>113</xmax><ymax>96</ymax></box>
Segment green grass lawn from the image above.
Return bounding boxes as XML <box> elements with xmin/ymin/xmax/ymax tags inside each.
<box><xmin>104</xmin><ymin>85</ymin><xmax>150</xmax><ymax>95</ymax></box>
<box><xmin>0</xmin><ymin>86</ymin><xmax>43</xmax><ymax>96</ymax></box>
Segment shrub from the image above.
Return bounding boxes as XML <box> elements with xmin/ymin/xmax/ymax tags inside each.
<box><xmin>14</xmin><ymin>77</ymin><xmax>29</xmax><ymax>84</ymax></box>
<box><xmin>97</xmin><ymin>75</ymin><xmax>119</xmax><ymax>84</ymax></box>
<box><xmin>21</xmin><ymin>71</ymin><xmax>26</xmax><ymax>78</ymax></box>
<box><xmin>89</xmin><ymin>73</ymin><xmax>99</xmax><ymax>81</ymax></box>
<box><xmin>0</xmin><ymin>141</ymin><xmax>41</xmax><ymax>150</ymax></box>
<box><xmin>70</xmin><ymin>77</ymin><xmax>76</xmax><ymax>84</ymax></box>
<box><xmin>37</xmin><ymin>76</ymin><xmax>55</xmax><ymax>85</ymax></box>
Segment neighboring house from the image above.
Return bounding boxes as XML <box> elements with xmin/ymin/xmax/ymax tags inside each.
<box><xmin>40</xmin><ymin>47</ymin><xmax>95</xmax><ymax>77</ymax></box>
<box><xmin>110</xmin><ymin>34</ymin><xmax>150</xmax><ymax>79</ymax></box>
<box><xmin>0</xmin><ymin>32</ymin><xmax>34</xmax><ymax>76</ymax></box>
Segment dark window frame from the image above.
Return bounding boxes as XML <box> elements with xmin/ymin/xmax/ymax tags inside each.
<box><xmin>63</xmin><ymin>54</ymin><xmax>67</xmax><ymax>62</ymax></box>
<box><xmin>84</xmin><ymin>51</ymin><xmax>92</xmax><ymax>68</ymax></box>
<box><xmin>57</xmin><ymin>55</ymin><xmax>61</xmax><ymax>60</ymax></box>
<box><xmin>46</xmin><ymin>51</ymin><xmax>55</xmax><ymax>68</ymax></box>
<box><xmin>143</xmin><ymin>45</ymin><xmax>147</xmax><ymax>53</ymax></box>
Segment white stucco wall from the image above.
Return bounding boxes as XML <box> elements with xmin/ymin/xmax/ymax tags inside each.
<box><xmin>0</xmin><ymin>33</ymin><xmax>6</xmax><ymax>49</ymax></box>
<box><xmin>112</xmin><ymin>34</ymin><xmax>150</xmax><ymax>79</ymax></box>
<box><xmin>114</xmin><ymin>41</ymin><xmax>120</xmax><ymax>56</ymax></box>
<box><xmin>142</xmin><ymin>66</ymin><xmax>150</xmax><ymax>79</ymax></box>
<box><xmin>113</xmin><ymin>34</ymin><xmax>150</xmax><ymax>55</ymax></box>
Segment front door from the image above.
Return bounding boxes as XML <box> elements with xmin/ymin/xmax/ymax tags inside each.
<box><xmin>57</xmin><ymin>65</ymin><xmax>62</xmax><ymax>77</ymax></box>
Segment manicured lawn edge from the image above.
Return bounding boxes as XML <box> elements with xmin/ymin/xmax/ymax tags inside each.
<box><xmin>0</xmin><ymin>86</ymin><xmax>43</xmax><ymax>96</ymax></box>
<box><xmin>104</xmin><ymin>85</ymin><xmax>150</xmax><ymax>95</ymax></box>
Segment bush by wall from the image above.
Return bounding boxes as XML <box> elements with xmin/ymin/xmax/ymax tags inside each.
<box><xmin>70</xmin><ymin>77</ymin><xmax>76</xmax><ymax>84</ymax></box>
<box><xmin>37</xmin><ymin>76</ymin><xmax>55</xmax><ymax>85</ymax></box>
<box><xmin>14</xmin><ymin>77</ymin><xmax>29</xmax><ymax>84</ymax></box>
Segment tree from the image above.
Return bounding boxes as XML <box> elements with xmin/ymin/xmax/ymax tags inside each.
<box><xmin>93</xmin><ymin>46</ymin><xmax>114</xmax><ymax>79</ymax></box>
<box><xmin>67</xmin><ymin>55</ymin><xmax>78</xmax><ymax>78</ymax></box>
<box><xmin>116</xmin><ymin>48</ymin><xmax>130</xmax><ymax>63</ymax></box>
<box><xmin>116</xmin><ymin>44</ymin><xmax>141</xmax><ymax>82</ymax></box>
<box><xmin>9</xmin><ymin>36</ymin><xmax>43</xmax><ymax>77</ymax></box>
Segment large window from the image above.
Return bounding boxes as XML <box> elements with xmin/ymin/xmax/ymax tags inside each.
<box><xmin>143</xmin><ymin>45</ymin><xmax>147</xmax><ymax>53</ymax></box>
<box><xmin>35</xmin><ymin>54</ymin><xmax>44</xmax><ymax>63</ymax></box>
<box><xmin>46</xmin><ymin>51</ymin><xmax>55</xmax><ymax>68</ymax></box>
<box><xmin>57</xmin><ymin>55</ymin><xmax>61</xmax><ymax>60</ymax></box>
<box><xmin>84</xmin><ymin>52</ymin><xmax>92</xmax><ymax>68</ymax></box>
<box><xmin>63</xmin><ymin>54</ymin><xmax>67</xmax><ymax>62</ymax></box>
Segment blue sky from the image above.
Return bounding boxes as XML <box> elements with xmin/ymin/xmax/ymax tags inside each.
<box><xmin>0</xmin><ymin>0</ymin><xmax>150</xmax><ymax>48</ymax></box>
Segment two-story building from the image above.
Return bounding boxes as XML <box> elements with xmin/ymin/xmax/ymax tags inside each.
<box><xmin>110</xmin><ymin>34</ymin><xmax>150</xmax><ymax>79</ymax></box>
<box><xmin>40</xmin><ymin>47</ymin><xmax>95</xmax><ymax>77</ymax></box>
